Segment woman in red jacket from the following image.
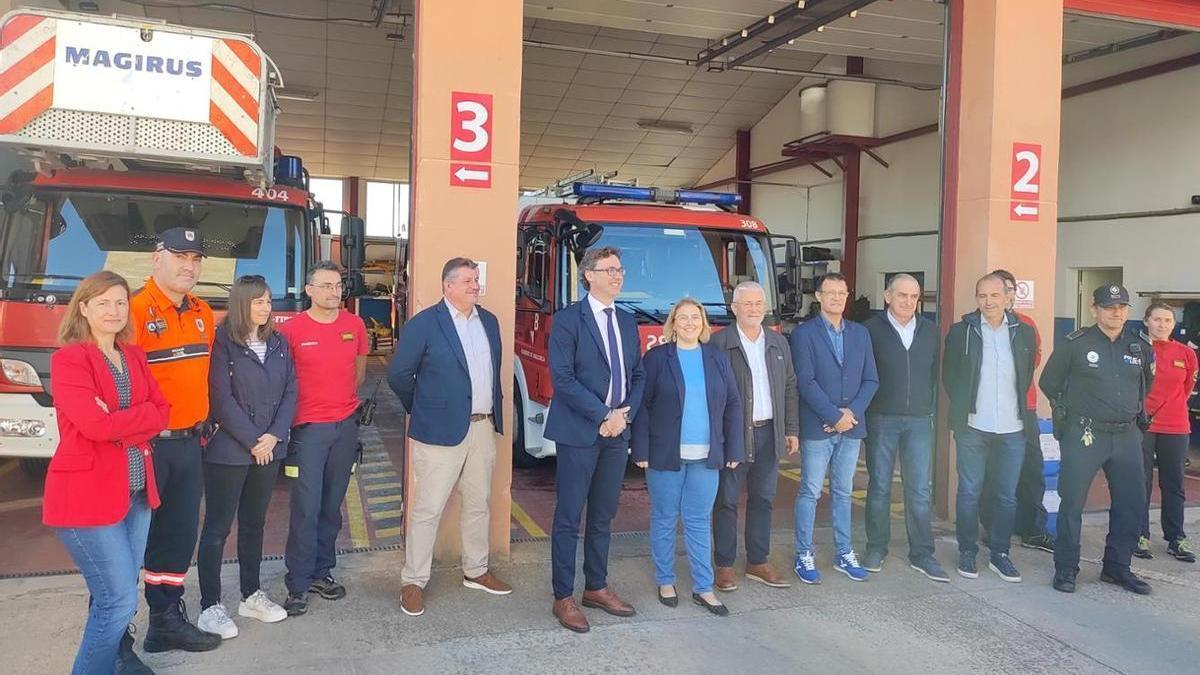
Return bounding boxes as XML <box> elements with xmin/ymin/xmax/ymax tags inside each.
<box><xmin>44</xmin><ymin>271</ymin><xmax>170</xmax><ymax>675</ymax></box>
<box><xmin>1135</xmin><ymin>302</ymin><xmax>1198</xmax><ymax>563</ymax></box>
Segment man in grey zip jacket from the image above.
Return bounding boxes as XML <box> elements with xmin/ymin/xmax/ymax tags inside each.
<box><xmin>709</xmin><ymin>282</ymin><xmax>800</xmax><ymax>592</ymax></box>
<box><xmin>942</xmin><ymin>274</ymin><xmax>1037</xmax><ymax>584</ymax></box>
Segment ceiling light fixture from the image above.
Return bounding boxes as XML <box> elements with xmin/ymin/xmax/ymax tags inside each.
<box><xmin>788</xmin><ymin>39</ymin><xmax>795</xmax><ymax>45</ymax></box>
<box><xmin>849</xmin><ymin>10</ymin><xmax>858</xmax><ymax>18</ymax></box>
<box><xmin>277</xmin><ymin>87</ymin><xmax>320</xmax><ymax>102</ymax></box>
<box><xmin>816</xmin><ymin>25</ymin><xmax>825</xmax><ymax>32</ymax></box>
<box><xmin>767</xmin><ymin>15</ymin><xmax>775</xmax><ymax>24</ymax></box>
<box><xmin>636</xmin><ymin>119</ymin><xmax>695</xmax><ymax>135</ymax></box>
<box><xmin>741</xmin><ymin>29</ymin><xmax>749</xmax><ymax>37</ymax></box>
<box><xmin>797</xmin><ymin>1</ymin><xmax>806</xmax><ymax>8</ymax></box>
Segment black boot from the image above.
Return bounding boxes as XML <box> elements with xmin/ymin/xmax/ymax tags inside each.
<box><xmin>116</xmin><ymin>625</ymin><xmax>155</xmax><ymax>674</ymax></box>
<box><xmin>143</xmin><ymin>600</ymin><xmax>222</xmax><ymax>653</ymax></box>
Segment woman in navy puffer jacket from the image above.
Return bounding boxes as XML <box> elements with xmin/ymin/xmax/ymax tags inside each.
<box><xmin>197</xmin><ymin>275</ymin><xmax>297</xmax><ymax>638</ymax></box>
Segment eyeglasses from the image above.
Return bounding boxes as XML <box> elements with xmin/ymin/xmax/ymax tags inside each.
<box><xmin>311</xmin><ymin>282</ymin><xmax>343</xmax><ymax>292</ymax></box>
<box><xmin>590</xmin><ymin>266</ymin><xmax>625</xmax><ymax>278</ymax></box>
<box><xmin>818</xmin><ymin>290</ymin><xmax>849</xmax><ymax>298</ymax></box>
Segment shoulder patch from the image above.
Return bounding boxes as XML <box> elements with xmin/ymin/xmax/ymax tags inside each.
<box><xmin>1066</xmin><ymin>328</ymin><xmax>1087</xmax><ymax>341</ymax></box>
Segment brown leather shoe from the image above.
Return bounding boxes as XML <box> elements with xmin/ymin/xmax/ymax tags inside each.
<box><xmin>745</xmin><ymin>562</ymin><xmax>792</xmax><ymax>588</ymax></box>
<box><xmin>463</xmin><ymin>570</ymin><xmax>513</xmax><ymax>596</ymax></box>
<box><xmin>715</xmin><ymin>566</ymin><xmax>738</xmax><ymax>592</ymax></box>
<box><xmin>581</xmin><ymin>586</ymin><xmax>636</xmax><ymax>617</ymax></box>
<box><xmin>553</xmin><ymin>597</ymin><xmax>590</xmax><ymax>633</ymax></box>
<box><xmin>400</xmin><ymin>584</ymin><xmax>424</xmax><ymax>617</ymax></box>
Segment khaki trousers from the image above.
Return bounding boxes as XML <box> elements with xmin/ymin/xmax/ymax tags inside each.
<box><xmin>401</xmin><ymin>419</ymin><xmax>497</xmax><ymax>587</ymax></box>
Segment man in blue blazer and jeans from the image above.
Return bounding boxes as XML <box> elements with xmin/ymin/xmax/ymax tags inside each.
<box><xmin>790</xmin><ymin>272</ymin><xmax>879</xmax><ymax>584</ymax></box>
<box><xmin>545</xmin><ymin>246</ymin><xmax>645</xmax><ymax>634</ymax></box>
<box><xmin>388</xmin><ymin>257</ymin><xmax>510</xmax><ymax>618</ymax></box>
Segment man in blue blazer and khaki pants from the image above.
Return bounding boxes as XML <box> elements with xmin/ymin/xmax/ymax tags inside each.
<box><xmin>545</xmin><ymin>246</ymin><xmax>645</xmax><ymax>633</ymax></box>
<box><xmin>388</xmin><ymin>257</ymin><xmax>512</xmax><ymax>618</ymax></box>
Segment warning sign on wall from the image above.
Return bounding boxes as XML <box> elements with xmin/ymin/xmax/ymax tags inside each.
<box><xmin>1014</xmin><ymin>279</ymin><xmax>1034</xmax><ymax>309</ymax></box>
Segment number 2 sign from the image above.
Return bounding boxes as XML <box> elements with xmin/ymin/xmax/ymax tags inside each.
<box><xmin>1010</xmin><ymin>142</ymin><xmax>1041</xmax><ymax>222</ymax></box>
<box><xmin>450</xmin><ymin>91</ymin><xmax>493</xmax><ymax>188</ymax></box>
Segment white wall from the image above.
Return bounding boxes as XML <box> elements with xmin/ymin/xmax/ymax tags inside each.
<box><xmin>1056</xmin><ymin>62</ymin><xmax>1200</xmax><ymax>322</ymax></box>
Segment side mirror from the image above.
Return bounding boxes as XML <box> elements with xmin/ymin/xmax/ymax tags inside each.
<box><xmin>340</xmin><ymin>216</ymin><xmax>366</xmax><ymax>272</ymax></box>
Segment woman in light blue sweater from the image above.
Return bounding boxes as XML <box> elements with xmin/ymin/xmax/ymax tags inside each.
<box><xmin>632</xmin><ymin>298</ymin><xmax>745</xmax><ymax>616</ymax></box>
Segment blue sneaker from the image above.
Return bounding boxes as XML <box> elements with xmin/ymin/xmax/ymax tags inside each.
<box><xmin>988</xmin><ymin>553</ymin><xmax>1022</xmax><ymax>583</ymax></box>
<box><xmin>957</xmin><ymin>551</ymin><xmax>978</xmax><ymax>579</ymax></box>
<box><xmin>834</xmin><ymin>551</ymin><xmax>869</xmax><ymax>582</ymax></box>
<box><xmin>794</xmin><ymin>551</ymin><xmax>821</xmax><ymax>584</ymax></box>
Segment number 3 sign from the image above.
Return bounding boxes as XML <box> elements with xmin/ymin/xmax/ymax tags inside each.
<box><xmin>450</xmin><ymin>91</ymin><xmax>493</xmax><ymax>188</ymax></box>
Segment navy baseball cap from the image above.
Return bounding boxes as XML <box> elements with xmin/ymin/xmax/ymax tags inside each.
<box><xmin>156</xmin><ymin>227</ymin><xmax>206</xmax><ymax>257</ymax></box>
<box><xmin>1093</xmin><ymin>284</ymin><xmax>1130</xmax><ymax>307</ymax></box>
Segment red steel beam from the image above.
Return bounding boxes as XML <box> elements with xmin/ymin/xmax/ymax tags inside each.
<box><xmin>1064</xmin><ymin>0</ymin><xmax>1200</xmax><ymax>29</ymax></box>
<box><xmin>736</xmin><ymin>128</ymin><xmax>752</xmax><ymax>215</ymax></box>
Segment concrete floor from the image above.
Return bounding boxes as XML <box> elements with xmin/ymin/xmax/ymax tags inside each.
<box><xmin>5</xmin><ymin>509</ymin><xmax>1199</xmax><ymax>675</ymax></box>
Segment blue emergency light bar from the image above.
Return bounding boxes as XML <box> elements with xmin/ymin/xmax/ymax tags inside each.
<box><xmin>572</xmin><ymin>182</ymin><xmax>742</xmax><ymax>207</ymax></box>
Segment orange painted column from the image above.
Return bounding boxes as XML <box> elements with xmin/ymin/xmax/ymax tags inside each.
<box><xmin>407</xmin><ymin>0</ymin><xmax>521</xmax><ymax>559</ymax></box>
<box><xmin>936</xmin><ymin>0</ymin><xmax>1063</xmax><ymax>518</ymax></box>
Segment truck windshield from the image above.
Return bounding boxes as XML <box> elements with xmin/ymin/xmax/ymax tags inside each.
<box><xmin>0</xmin><ymin>191</ymin><xmax>306</xmax><ymax>304</ymax></box>
<box><xmin>567</xmin><ymin>223</ymin><xmax>778</xmax><ymax>324</ymax></box>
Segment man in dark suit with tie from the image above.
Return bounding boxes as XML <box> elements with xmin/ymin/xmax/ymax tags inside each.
<box><xmin>388</xmin><ymin>257</ymin><xmax>510</xmax><ymax>618</ymax></box>
<box><xmin>545</xmin><ymin>246</ymin><xmax>645</xmax><ymax>633</ymax></box>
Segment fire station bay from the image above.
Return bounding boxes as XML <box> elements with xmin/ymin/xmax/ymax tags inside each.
<box><xmin>2</xmin><ymin>1</ymin><xmax>1200</xmax><ymax>673</ymax></box>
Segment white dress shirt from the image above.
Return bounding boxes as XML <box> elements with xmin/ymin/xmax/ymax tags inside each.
<box><xmin>587</xmin><ymin>293</ymin><xmax>627</xmax><ymax>406</ymax></box>
<box><xmin>737</xmin><ymin>325</ymin><xmax>773</xmax><ymax>422</ymax></box>
<box><xmin>445</xmin><ymin>299</ymin><xmax>494</xmax><ymax>415</ymax></box>
<box><xmin>886</xmin><ymin>310</ymin><xmax>917</xmax><ymax>350</ymax></box>
<box><xmin>968</xmin><ymin>318</ymin><xmax>1023</xmax><ymax>434</ymax></box>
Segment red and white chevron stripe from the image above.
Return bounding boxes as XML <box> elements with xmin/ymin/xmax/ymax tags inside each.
<box><xmin>210</xmin><ymin>37</ymin><xmax>262</xmax><ymax>158</ymax></box>
<box><xmin>0</xmin><ymin>14</ymin><xmax>264</xmax><ymax>159</ymax></box>
<box><xmin>0</xmin><ymin>14</ymin><xmax>56</xmax><ymax>135</ymax></box>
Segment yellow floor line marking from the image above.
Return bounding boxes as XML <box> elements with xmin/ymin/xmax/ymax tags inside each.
<box><xmin>344</xmin><ymin>474</ymin><xmax>370</xmax><ymax>549</ymax></box>
<box><xmin>371</xmin><ymin>509</ymin><xmax>403</xmax><ymax>519</ymax></box>
<box><xmin>0</xmin><ymin>496</ymin><xmax>42</xmax><ymax>513</ymax></box>
<box><xmin>510</xmin><ymin>499</ymin><xmax>547</xmax><ymax>539</ymax></box>
<box><xmin>363</xmin><ymin>481</ymin><xmax>401</xmax><ymax>493</ymax></box>
<box><xmin>374</xmin><ymin>526</ymin><xmax>402</xmax><ymax>539</ymax></box>
<box><xmin>367</xmin><ymin>494</ymin><xmax>403</xmax><ymax>505</ymax></box>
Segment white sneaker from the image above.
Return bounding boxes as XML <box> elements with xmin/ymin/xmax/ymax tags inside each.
<box><xmin>238</xmin><ymin>590</ymin><xmax>288</xmax><ymax>624</ymax></box>
<box><xmin>198</xmin><ymin>603</ymin><xmax>239</xmax><ymax>639</ymax></box>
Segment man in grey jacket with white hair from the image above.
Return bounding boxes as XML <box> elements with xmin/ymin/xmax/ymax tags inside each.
<box><xmin>710</xmin><ymin>281</ymin><xmax>801</xmax><ymax>592</ymax></box>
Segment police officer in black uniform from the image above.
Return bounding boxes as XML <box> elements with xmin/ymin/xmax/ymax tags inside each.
<box><xmin>1040</xmin><ymin>285</ymin><xmax>1154</xmax><ymax>594</ymax></box>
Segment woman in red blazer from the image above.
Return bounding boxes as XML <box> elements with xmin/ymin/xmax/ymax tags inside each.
<box><xmin>44</xmin><ymin>271</ymin><xmax>170</xmax><ymax>675</ymax></box>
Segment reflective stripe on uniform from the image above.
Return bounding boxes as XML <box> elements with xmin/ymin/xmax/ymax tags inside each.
<box><xmin>144</xmin><ymin>343</ymin><xmax>211</xmax><ymax>364</ymax></box>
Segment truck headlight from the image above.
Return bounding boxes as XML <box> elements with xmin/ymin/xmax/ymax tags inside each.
<box><xmin>0</xmin><ymin>419</ymin><xmax>47</xmax><ymax>437</ymax></box>
<box><xmin>1</xmin><ymin>359</ymin><xmax>41</xmax><ymax>387</ymax></box>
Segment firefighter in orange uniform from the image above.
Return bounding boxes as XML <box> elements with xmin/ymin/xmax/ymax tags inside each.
<box><xmin>129</xmin><ymin>227</ymin><xmax>222</xmax><ymax>653</ymax></box>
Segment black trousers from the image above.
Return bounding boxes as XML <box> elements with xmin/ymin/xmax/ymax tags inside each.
<box><xmin>981</xmin><ymin>408</ymin><xmax>1048</xmax><ymax>540</ymax></box>
<box><xmin>1054</xmin><ymin>423</ymin><xmax>1144</xmax><ymax>573</ymax></box>
<box><xmin>198</xmin><ymin>460</ymin><xmax>280</xmax><ymax>609</ymax></box>
<box><xmin>714</xmin><ymin>425</ymin><xmax>778</xmax><ymax>567</ymax></box>
<box><xmin>283</xmin><ymin>416</ymin><xmax>360</xmax><ymax>595</ymax></box>
<box><xmin>144</xmin><ymin>436</ymin><xmax>204</xmax><ymax>610</ymax></box>
<box><xmin>1140</xmin><ymin>431</ymin><xmax>1190</xmax><ymax>543</ymax></box>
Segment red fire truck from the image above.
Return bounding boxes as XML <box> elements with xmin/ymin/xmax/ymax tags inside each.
<box><xmin>0</xmin><ymin>9</ymin><xmax>365</xmax><ymax>475</ymax></box>
<box><xmin>512</xmin><ymin>182</ymin><xmax>800</xmax><ymax>466</ymax></box>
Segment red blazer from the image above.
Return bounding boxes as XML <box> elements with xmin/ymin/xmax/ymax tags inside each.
<box><xmin>43</xmin><ymin>342</ymin><xmax>171</xmax><ymax>528</ymax></box>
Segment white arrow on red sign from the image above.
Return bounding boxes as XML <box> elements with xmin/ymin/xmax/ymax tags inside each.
<box><xmin>1013</xmin><ymin>203</ymin><xmax>1038</xmax><ymax>217</ymax></box>
<box><xmin>449</xmin><ymin>163</ymin><xmax>492</xmax><ymax>188</ymax></box>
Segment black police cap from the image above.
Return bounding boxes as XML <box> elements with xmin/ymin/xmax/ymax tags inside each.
<box><xmin>156</xmin><ymin>227</ymin><xmax>206</xmax><ymax>257</ymax></box>
<box><xmin>1093</xmin><ymin>284</ymin><xmax>1130</xmax><ymax>307</ymax></box>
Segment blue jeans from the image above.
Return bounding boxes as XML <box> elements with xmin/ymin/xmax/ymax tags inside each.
<box><xmin>954</xmin><ymin>427</ymin><xmax>1024</xmax><ymax>555</ymax></box>
<box><xmin>865</xmin><ymin>414</ymin><xmax>935</xmax><ymax>563</ymax></box>
<box><xmin>646</xmin><ymin>460</ymin><xmax>720</xmax><ymax>593</ymax></box>
<box><xmin>56</xmin><ymin>493</ymin><xmax>151</xmax><ymax>675</ymax></box>
<box><xmin>794</xmin><ymin>435</ymin><xmax>862</xmax><ymax>556</ymax></box>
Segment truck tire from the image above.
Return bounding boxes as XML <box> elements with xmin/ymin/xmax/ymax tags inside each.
<box><xmin>19</xmin><ymin>458</ymin><xmax>49</xmax><ymax>478</ymax></box>
<box><xmin>512</xmin><ymin>380</ymin><xmax>538</xmax><ymax>468</ymax></box>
